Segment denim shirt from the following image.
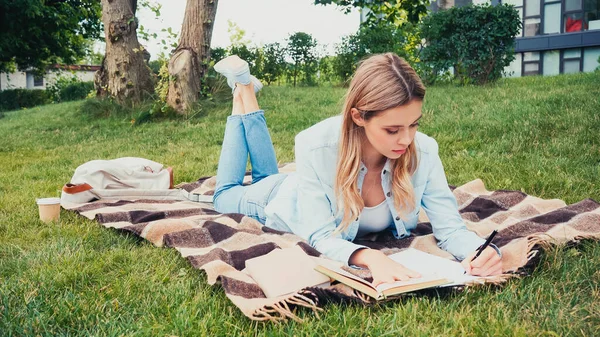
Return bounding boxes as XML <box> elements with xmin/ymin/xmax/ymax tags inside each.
<box><xmin>264</xmin><ymin>115</ymin><xmax>486</xmax><ymax>265</ymax></box>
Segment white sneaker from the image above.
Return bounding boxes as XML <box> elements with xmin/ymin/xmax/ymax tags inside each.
<box><xmin>213</xmin><ymin>55</ymin><xmax>251</xmax><ymax>89</ymax></box>
<box><xmin>249</xmin><ymin>75</ymin><xmax>263</xmax><ymax>93</ymax></box>
<box><xmin>214</xmin><ymin>55</ymin><xmax>263</xmax><ymax>93</ymax></box>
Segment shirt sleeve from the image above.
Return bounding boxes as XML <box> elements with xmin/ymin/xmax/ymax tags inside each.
<box><xmin>293</xmin><ymin>134</ymin><xmax>367</xmax><ymax>265</ymax></box>
<box><xmin>420</xmin><ymin>139</ymin><xmax>485</xmax><ymax>261</ymax></box>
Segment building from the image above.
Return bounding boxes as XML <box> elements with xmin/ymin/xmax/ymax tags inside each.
<box><xmin>501</xmin><ymin>0</ymin><xmax>600</xmax><ymax>76</ymax></box>
<box><xmin>361</xmin><ymin>0</ymin><xmax>600</xmax><ymax>77</ymax></box>
<box><xmin>0</xmin><ymin>64</ymin><xmax>100</xmax><ymax>91</ymax></box>
<box><xmin>431</xmin><ymin>0</ymin><xmax>600</xmax><ymax>76</ymax></box>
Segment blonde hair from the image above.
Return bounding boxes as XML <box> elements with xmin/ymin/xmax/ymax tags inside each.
<box><xmin>334</xmin><ymin>53</ymin><xmax>426</xmax><ymax>235</ymax></box>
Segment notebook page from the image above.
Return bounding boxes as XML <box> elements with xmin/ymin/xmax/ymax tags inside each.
<box><xmin>374</xmin><ymin>274</ymin><xmax>445</xmax><ymax>293</ymax></box>
<box><xmin>387</xmin><ymin>248</ymin><xmax>482</xmax><ymax>286</ymax></box>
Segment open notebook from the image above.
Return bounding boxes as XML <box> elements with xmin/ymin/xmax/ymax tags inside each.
<box><xmin>315</xmin><ymin>248</ymin><xmax>485</xmax><ymax>300</ymax></box>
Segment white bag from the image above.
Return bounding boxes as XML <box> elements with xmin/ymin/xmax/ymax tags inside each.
<box><xmin>60</xmin><ymin>157</ymin><xmax>212</xmax><ymax>204</ymax></box>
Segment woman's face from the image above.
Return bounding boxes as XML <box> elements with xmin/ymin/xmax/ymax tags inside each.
<box><xmin>351</xmin><ymin>99</ymin><xmax>423</xmax><ymax>161</ymax></box>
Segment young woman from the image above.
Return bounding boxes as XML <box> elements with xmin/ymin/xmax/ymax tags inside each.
<box><xmin>212</xmin><ymin>53</ymin><xmax>502</xmax><ymax>286</ymax></box>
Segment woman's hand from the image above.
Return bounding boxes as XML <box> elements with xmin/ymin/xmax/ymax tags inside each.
<box><xmin>349</xmin><ymin>248</ymin><xmax>421</xmax><ymax>287</ymax></box>
<box><xmin>461</xmin><ymin>246</ymin><xmax>503</xmax><ymax>276</ymax></box>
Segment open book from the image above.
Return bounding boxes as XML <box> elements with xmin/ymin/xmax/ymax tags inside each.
<box><xmin>315</xmin><ymin>248</ymin><xmax>485</xmax><ymax>300</ymax></box>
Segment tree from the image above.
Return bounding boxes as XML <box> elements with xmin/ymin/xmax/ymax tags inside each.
<box><xmin>227</xmin><ymin>20</ymin><xmax>251</xmax><ymax>47</ymax></box>
<box><xmin>210</xmin><ymin>47</ymin><xmax>228</xmax><ymax>63</ymax></box>
<box><xmin>95</xmin><ymin>0</ymin><xmax>155</xmax><ymax>103</ymax></box>
<box><xmin>317</xmin><ymin>55</ymin><xmax>338</xmax><ymax>84</ymax></box>
<box><xmin>166</xmin><ymin>0</ymin><xmax>219</xmax><ymax>113</ymax></box>
<box><xmin>286</xmin><ymin>32</ymin><xmax>318</xmax><ymax>87</ymax></box>
<box><xmin>262</xmin><ymin>42</ymin><xmax>286</xmax><ymax>85</ymax></box>
<box><xmin>333</xmin><ymin>21</ymin><xmax>411</xmax><ymax>83</ymax></box>
<box><xmin>314</xmin><ymin>0</ymin><xmax>429</xmax><ymax>27</ymax></box>
<box><xmin>0</xmin><ymin>0</ymin><xmax>102</xmax><ymax>73</ymax></box>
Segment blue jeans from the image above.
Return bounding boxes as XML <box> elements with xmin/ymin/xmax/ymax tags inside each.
<box><xmin>213</xmin><ymin>110</ymin><xmax>287</xmax><ymax>224</ymax></box>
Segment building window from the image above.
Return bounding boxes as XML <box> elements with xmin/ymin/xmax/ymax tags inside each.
<box><xmin>524</xmin><ymin>0</ymin><xmax>542</xmax><ymax>36</ymax></box>
<box><xmin>508</xmin><ymin>0</ymin><xmax>599</xmax><ymax>35</ymax></box>
<box><xmin>561</xmin><ymin>48</ymin><xmax>582</xmax><ymax>73</ymax></box>
<box><xmin>543</xmin><ymin>50</ymin><xmax>561</xmax><ymax>74</ymax></box>
<box><xmin>505</xmin><ymin>52</ymin><xmax>523</xmax><ymax>77</ymax></box>
<box><xmin>586</xmin><ymin>0</ymin><xmax>600</xmax><ymax>30</ymax></box>
<box><xmin>33</xmin><ymin>75</ymin><xmax>44</xmax><ymax>87</ymax></box>
<box><xmin>523</xmin><ymin>52</ymin><xmax>541</xmax><ymax>75</ymax></box>
<box><xmin>583</xmin><ymin>47</ymin><xmax>600</xmax><ymax>71</ymax></box>
<box><xmin>544</xmin><ymin>1</ymin><xmax>562</xmax><ymax>34</ymax></box>
<box><xmin>563</xmin><ymin>0</ymin><xmax>600</xmax><ymax>32</ymax></box>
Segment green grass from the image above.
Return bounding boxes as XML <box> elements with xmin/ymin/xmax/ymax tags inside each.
<box><xmin>1</xmin><ymin>72</ymin><xmax>599</xmax><ymax>336</ymax></box>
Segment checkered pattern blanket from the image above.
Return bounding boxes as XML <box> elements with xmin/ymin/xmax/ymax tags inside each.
<box><xmin>61</xmin><ymin>164</ymin><xmax>600</xmax><ymax>322</ymax></box>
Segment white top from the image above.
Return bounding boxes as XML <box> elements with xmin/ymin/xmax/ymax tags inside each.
<box><xmin>357</xmin><ymin>200</ymin><xmax>394</xmax><ymax>237</ymax></box>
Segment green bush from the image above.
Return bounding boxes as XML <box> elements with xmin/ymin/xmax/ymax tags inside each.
<box><xmin>420</xmin><ymin>4</ymin><xmax>522</xmax><ymax>85</ymax></box>
<box><xmin>58</xmin><ymin>81</ymin><xmax>94</xmax><ymax>101</ymax></box>
<box><xmin>0</xmin><ymin>89</ymin><xmax>51</xmax><ymax>112</ymax></box>
<box><xmin>47</xmin><ymin>75</ymin><xmax>94</xmax><ymax>102</ymax></box>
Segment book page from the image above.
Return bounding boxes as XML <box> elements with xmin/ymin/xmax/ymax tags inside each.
<box><xmin>318</xmin><ymin>257</ymin><xmax>449</xmax><ymax>294</ymax></box>
<box><xmin>374</xmin><ymin>274</ymin><xmax>446</xmax><ymax>293</ymax></box>
<box><xmin>317</xmin><ymin>259</ymin><xmax>376</xmax><ymax>289</ymax></box>
<box><xmin>387</xmin><ymin>248</ymin><xmax>483</xmax><ymax>287</ymax></box>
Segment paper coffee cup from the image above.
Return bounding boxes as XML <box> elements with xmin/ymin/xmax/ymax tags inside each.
<box><xmin>36</xmin><ymin>197</ymin><xmax>61</xmax><ymax>223</ymax></box>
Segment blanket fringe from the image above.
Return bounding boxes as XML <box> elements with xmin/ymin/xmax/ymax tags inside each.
<box><xmin>251</xmin><ymin>291</ymin><xmax>323</xmax><ymax>323</ymax></box>
<box><xmin>517</xmin><ymin>232</ymin><xmax>600</xmax><ymax>276</ymax></box>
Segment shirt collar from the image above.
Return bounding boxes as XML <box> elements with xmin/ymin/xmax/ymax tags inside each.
<box><xmin>359</xmin><ymin>158</ymin><xmax>394</xmax><ymax>174</ymax></box>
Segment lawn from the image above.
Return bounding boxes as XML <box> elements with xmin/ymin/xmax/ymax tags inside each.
<box><xmin>1</xmin><ymin>72</ymin><xmax>599</xmax><ymax>336</ymax></box>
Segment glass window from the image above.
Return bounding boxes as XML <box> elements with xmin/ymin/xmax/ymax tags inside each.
<box><xmin>564</xmin><ymin>48</ymin><xmax>582</xmax><ymax>58</ymax></box>
<box><xmin>565</xmin><ymin>0</ymin><xmax>582</xmax><ymax>11</ymax></box>
<box><xmin>584</xmin><ymin>0</ymin><xmax>599</xmax><ymax>10</ymax></box>
<box><xmin>543</xmin><ymin>50</ymin><xmax>560</xmax><ymax>75</ymax></box>
<box><xmin>33</xmin><ymin>75</ymin><xmax>44</xmax><ymax>87</ymax></box>
<box><xmin>524</xmin><ymin>17</ymin><xmax>541</xmax><ymax>35</ymax></box>
<box><xmin>585</xmin><ymin>0</ymin><xmax>600</xmax><ymax>30</ymax></box>
<box><xmin>505</xmin><ymin>53</ymin><xmax>522</xmax><ymax>77</ymax></box>
<box><xmin>563</xmin><ymin>59</ymin><xmax>581</xmax><ymax>73</ymax></box>
<box><xmin>524</xmin><ymin>62</ymin><xmax>540</xmax><ymax>75</ymax></box>
<box><xmin>524</xmin><ymin>51</ymin><xmax>541</xmax><ymax>61</ymax></box>
<box><xmin>583</xmin><ymin>47</ymin><xmax>600</xmax><ymax>71</ymax></box>
<box><xmin>526</xmin><ymin>0</ymin><xmax>541</xmax><ymax>15</ymax></box>
<box><xmin>504</xmin><ymin>0</ymin><xmax>524</xmax><ymax>6</ymax></box>
<box><xmin>565</xmin><ymin>13</ymin><xmax>584</xmax><ymax>32</ymax></box>
<box><xmin>588</xmin><ymin>14</ymin><xmax>600</xmax><ymax>30</ymax></box>
<box><xmin>544</xmin><ymin>3</ymin><xmax>562</xmax><ymax>34</ymax></box>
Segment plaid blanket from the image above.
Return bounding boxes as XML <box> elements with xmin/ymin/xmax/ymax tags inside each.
<box><xmin>61</xmin><ymin>163</ymin><xmax>600</xmax><ymax>322</ymax></box>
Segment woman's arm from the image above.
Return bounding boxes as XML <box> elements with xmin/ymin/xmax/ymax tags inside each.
<box><xmin>421</xmin><ymin>139</ymin><xmax>502</xmax><ymax>276</ymax></box>
<box><xmin>292</xmin><ymin>133</ymin><xmax>368</xmax><ymax>265</ymax></box>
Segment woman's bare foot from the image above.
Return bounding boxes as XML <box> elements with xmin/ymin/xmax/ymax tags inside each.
<box><xmin>232</xmin><ymin>86</ymin><xmax>245</xmax><ymax>115</ymax></box>
<box><xmin>237</xmin><ymin>82</ymin><xmax>260</xmax><ymax>114</ymax></box>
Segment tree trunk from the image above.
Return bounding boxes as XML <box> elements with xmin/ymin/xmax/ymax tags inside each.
<box><xmin>95</xmin><ymin>0</ymin><xmax>154</xmax><ymax>103</ymax></box>
<box><xmin>166</xmin><ymin>0</ymin><xmax>219</xmax><ymax>113</ymax></box>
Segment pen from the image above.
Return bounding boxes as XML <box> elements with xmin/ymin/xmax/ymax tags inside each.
<box><xmin>464</xmin><ymin>229</ymin><xmax>498</xmax><ymax>274</ymax></box>
<box><xmin>473</xmin><ymin>229</ymin><xmax>498</xmax><ymax>260</ymax></box>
